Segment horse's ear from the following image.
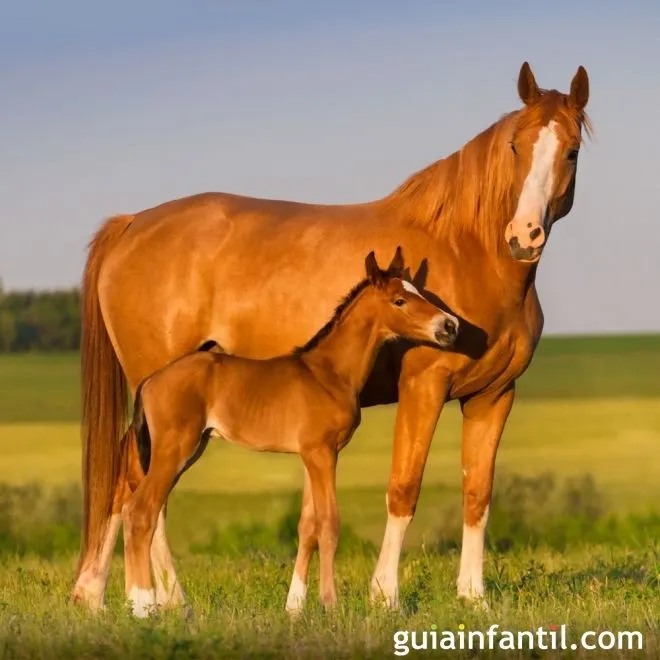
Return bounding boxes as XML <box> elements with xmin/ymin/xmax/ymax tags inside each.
<box><xmin>365</xmin><ymin>251</ymin><xmax>384</xmax><ymax>286</ymax></box>
<box><xmin>569</xmin><ymin>65</ymin><xmax>589</xmax><ymax>111</ymax></box>
<box><xmin>387</xmin><ymin>246</ymin><xmax>405</xmax><ymax>277</ymax></box>
<box><xmin>518</xmin><ymin>61</ymin><xmax>540</xmax><ymax>106</ymax></box>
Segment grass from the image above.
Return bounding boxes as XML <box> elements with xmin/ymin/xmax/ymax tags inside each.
<box><xmin>1</xmin><ymin>545</ymin><xmax>657</xmax><ymax>659</ymax></box>
<box><xmin>0</xmin><ymin>335</ymin><xmax>659</xmax><ymax>658</ymax></box>
<box><xmin>1</xmin><ymin>396</ymin><xmax>659</xmax><ymax>529</ymax></box>
<box><xmin>0</xmin><ymin>478</ymin><xmax>658</xmax><ymax>659</ymax></box>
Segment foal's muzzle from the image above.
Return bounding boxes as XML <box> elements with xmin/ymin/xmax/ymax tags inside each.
<box><xmin>435</xmin><ymin>316</ymin><xmax>459</xmax><ymax>346</ymax></box>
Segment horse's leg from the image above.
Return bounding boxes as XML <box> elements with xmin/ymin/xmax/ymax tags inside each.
<box><xmin>285</xmin><ymin>468</ymin><xmax>316</xmax><ymax>615</ymax></box>
<box><xmin>72</xmin><ymin>427</ymin><xmax>135</xmax><ymax>611</ymax></box>
<box><xmin>457</xmin><ymin>386</ymin><xmax>515</xmax><ymax>604</ymax></box>
<box><xmin>150</xmin><ymin>504</ymin><xmax>187</xmax><ymax>608</ymax></box>
<box><xmin>370</xmin><ymin>355</ymin><xmax>448</xmax><ymax>609</ymax></box>
<box><xmin>302</xmin><ymin>443</ymin><xmax>339</xmax><ymax>610</ymax></box>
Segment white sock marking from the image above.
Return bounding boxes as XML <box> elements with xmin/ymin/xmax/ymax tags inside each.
<box><xmin>371</xmin><ymin>508</ymin><xmax>412</xmax><ymax>608</ymax></box>
<box><xmin>457</xmin><ymin>505</ymin><xmax>489</xmax><ymax>600</ymax></box>
<box><xmin>73</xmin><ymin>513</ymin><xmax>122</xmax><ymax>610</ymax></box>
<box><xmin>285</xmin><ymin>571</ymin><xmax>307</xmax><ymax>613</ymax></box>
<box><xmin>151</xmin><ymin>508</ymin><xmax>186</xmax><ymax>607</ymax></box>
<box><xmin>128</xmin><ymin>585</ymin><xmax>157</xmax><ymax>618</ymax></box>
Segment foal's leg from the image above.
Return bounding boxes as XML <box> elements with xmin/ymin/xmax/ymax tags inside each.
<box><xmin>123</xmin><ymin>427</ymin><xmax>198</xmax><ymax>617</ymax></box>
<box><xmin>301</xmin><ymin>444</ymin><xmax>339</xmax><ymax>610</ymax></box>
<box><xmin>371</xmin><ymin>354</ymin><xmax>448</xmax><ymax>609</ymax></box>
<box><xmin>285</xmin><ymin>468</ymin><xmax>316</xmax><ymax>614</ymax></box>
<box><xmin>122</xmin><ymin>428</ymin><xmax>187</xmax><ymax>608</ymax></box>
<box><xmin>456</xmin><ymin>386</ymin><xmax>514</xmax><ymax>604</ymax></box>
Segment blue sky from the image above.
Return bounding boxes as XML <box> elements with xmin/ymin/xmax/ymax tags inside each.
<box><xmin>1</xmin><ymin>1</ymin><xmax>658</xmax><ymax>334</ymax></box>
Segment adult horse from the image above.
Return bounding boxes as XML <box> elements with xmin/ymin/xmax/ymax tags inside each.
<box><xmin>73</xmin><ymin>61</ymin><xmax>591</xmax><ymax>611</ymax></box>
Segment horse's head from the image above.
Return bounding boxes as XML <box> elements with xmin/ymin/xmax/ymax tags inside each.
<box><xmin>504</xmin><ymin>61</ymin><xmax>590</xmax><ymax>263</ymax></box>
<box><xmin>365</xmin><ymin>247</ymin><xmax>459</xmax><ymax>348</ymax></box>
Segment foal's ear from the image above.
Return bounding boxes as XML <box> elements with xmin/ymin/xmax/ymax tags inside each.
<box><xmin>387</xmin><ymin>246</ymin><xmax>405</xmax><ymax>277</ymax></box>
<box><xmin>569</xmin><ymin>65</ymin><xmax>589</xmax><ymax>111</ymax></box>
<box><xmin>365</xmin><ymin>251</ymin><xmax>385</xmax><ymax>286</ymax></box>
<box><xmin>518</xmin><ymin>61</ymin><xmax>541</xmax><ymax>106</ymax></box>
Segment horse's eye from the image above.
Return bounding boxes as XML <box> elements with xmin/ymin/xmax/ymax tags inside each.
<box><xmin>510</xmin><ymin>141</ymin><xmax>518</xmax><ymax>156</ymax></box>
<box><xmin>567</xmin><ymin>148</ymin><xmax>579</xmax><ymax>162</ymax></box>
<box><xmin>393</xmin><ymin>298</ymin><xmax>406</xmax><ymax>307</ymax></box>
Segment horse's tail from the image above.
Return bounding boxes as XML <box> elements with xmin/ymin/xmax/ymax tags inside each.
<box><xmin>132</xmin><ymin>379</ymin><xmax>152</xmax><ymax>475</ymax></box>
<box><xmin>77</xmin><ymin>214</ymin><xmax>134</xmax><ymax>576</ymax></box>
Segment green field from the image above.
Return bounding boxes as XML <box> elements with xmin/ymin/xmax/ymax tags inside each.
<box><xmin>0</xmin><ymin>336</ymin><xmax>659</xmax><ymax>658</ymax></box>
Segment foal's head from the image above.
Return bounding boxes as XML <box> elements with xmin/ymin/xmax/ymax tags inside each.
<box><xmin>365</xmin><ymin>247</ymin><xmax>458</xmax><ymax>348</ymax></box>
<box><xmin>504</xmin><ymin>61</ymin><xmax>591</xmax><ymax>262</ymax></box>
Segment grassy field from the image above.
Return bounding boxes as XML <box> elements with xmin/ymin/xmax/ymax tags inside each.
<box><xmin>0</xmin><ymin>335</ymin><xmax>659</xmax><ymax>658</ymax></box>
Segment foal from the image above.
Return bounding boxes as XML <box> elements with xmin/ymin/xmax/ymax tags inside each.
<box><xmin>121</xmin><ymin>248</ymin><xmax>459</xmax><ymax>617</ymax></box>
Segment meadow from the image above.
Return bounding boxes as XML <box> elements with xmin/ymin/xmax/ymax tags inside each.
<box><xmin>0</xmin><ymin>335</ymin><xmax>658</xmax><ymax>658</ymax></box>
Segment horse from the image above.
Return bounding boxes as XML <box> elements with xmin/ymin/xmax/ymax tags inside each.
<box><xmin>117</xmin><ymin>248</ymin><xmax>459</xmax><ymax>617</ymax></box>
<box><xmin>73</xmin><ymin>61</ymin><xmax>591</xmax><ymax>612</ymax></box>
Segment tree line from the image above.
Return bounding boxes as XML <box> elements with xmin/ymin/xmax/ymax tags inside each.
<box><xmin>0</xmin><ymin>281</ymin><xmax>81</xmax><ymax>352</ymax></box>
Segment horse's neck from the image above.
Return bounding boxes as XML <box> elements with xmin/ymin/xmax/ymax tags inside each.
<box><xmin>301</xmin><ymin>301</ymin><xmax>383</xmax><ymax>396</ymax></box>
<box><xmin>455</xmin><ymin>232</ymin><xmax>539</xmax><ymax>299</ymax></box>
<box><xmin>378</xmin><ymin>112</ymin><xmax>539</xmax><ymax>297</ymax></box>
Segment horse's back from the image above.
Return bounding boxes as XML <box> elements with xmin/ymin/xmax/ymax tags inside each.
<box><xmin>126</xmin><ymin>191</ymin><xmax>363</xmax><ymax>239</ymax></box>
<box><xmin>95</xmin><ymin>190</ymin><xmax>391</xmax><ymax>385</ymax></box>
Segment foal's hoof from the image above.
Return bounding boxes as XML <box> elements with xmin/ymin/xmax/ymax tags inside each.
<box><xmin>321</xmin><ymin>596</ymin><xmax>338</xmax><ymax>613</ymax></box>
<box><xmin>71</xmin><ymin>586</ymin><xmax>105</xmax><ymax>613</ymax></box>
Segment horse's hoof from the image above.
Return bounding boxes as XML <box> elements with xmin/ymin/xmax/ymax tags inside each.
<box><xmin>285</xmin><ymin>605</ymin><xmax>304</xmax><ymax>619</ymax></box>
<box><xmin>128</xmin><ymin>587</ymin><xmax>157</xmax><ymax>618</ymax></box>
<box><xmin>458</xmin><ymin>594</ymin><xmax>489</xmax><ymax>612</ymax></box>
<box><xmin>369</xmin><ymin>584</ymin><xmax>399</xmax><ymax>610</ymax></box>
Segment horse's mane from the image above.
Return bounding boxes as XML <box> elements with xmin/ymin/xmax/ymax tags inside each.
<box><xmin>292</xmin><ymin>276</ymin><xmax>378</xmax><ymax>356</ymax></box>
<box><xmin>381</xmin><ymin>90</ymin><xmax>592</xmax><ymax>253</ymax></box>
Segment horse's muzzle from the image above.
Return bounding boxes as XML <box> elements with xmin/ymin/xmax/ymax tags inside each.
<box><xmin>507</xmin><ymin>237</ymin><xmax>543</xmax><ymax>263</ymax></box>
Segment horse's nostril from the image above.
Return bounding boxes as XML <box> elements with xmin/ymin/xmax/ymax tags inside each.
<box><xmin>529</xmin><ymin>227</ymin><xmax>542</xmax><ymax>241</ymax></box>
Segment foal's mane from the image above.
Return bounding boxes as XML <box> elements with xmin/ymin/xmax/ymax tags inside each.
<box><xmin>292</xmin><ymin>275</ymin><xmax>383</xmax><ymax>356</ymax></box>
<box><xmin>381</xmin><ymin>90</ymin><xmax>592</xmax><ymax>253</ymax></box>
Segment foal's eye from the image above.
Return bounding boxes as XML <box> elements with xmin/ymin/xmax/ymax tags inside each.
<box><xmin>567</xmin><ymin>148</ymin><xmax>579</xmax><ymax>162</ymax></box>
<box><xmin>510</xmin><ymin>141</ymin><xmax>518</xmax><ymax>156</ymax></box>
<box><xmin>393</xmin><ymin>298</ymin><xmax>406</xmax><ymax>307</ymax></box>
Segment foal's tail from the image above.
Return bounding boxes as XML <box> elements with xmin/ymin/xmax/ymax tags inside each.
<box><xmin>132</xmin><ymin>380</ymin><xmax>152</xmax><ymax>475</ymax></box>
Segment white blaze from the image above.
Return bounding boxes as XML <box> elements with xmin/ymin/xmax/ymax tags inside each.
<box><xmin>513</xmin><ymin>120</ymin><xmax>560</xmax><ymax>224</ymax></box>
<box><xmin>402</xmin><ymin>280</ymin><xmax>423</xmax><ymax>297</ymax></box>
